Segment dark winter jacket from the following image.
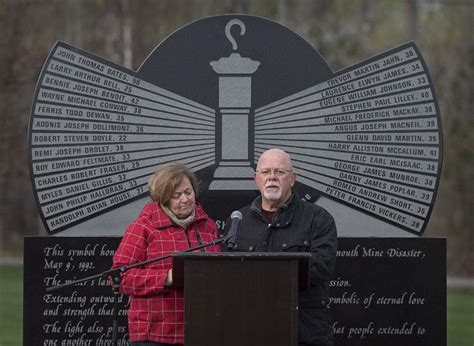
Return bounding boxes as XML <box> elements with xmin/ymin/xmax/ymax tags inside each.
<box><xmin>224</xmin><ymin>192</ymin><xmax>337</xmax><ymax>345</ymax></box>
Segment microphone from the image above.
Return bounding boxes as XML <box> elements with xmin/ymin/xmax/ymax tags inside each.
<box><xmin>226</xmin><ymin>210</ymin><xmax>242</xmax><ymax>249</ymax></box>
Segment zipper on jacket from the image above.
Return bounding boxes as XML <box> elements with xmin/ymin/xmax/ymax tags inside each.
<box><xmin>183</xmin><ymin>229</ymin><xmax>206</xmax><ymax>252</ymax></box>
<box><xmin>263</xmin><ymin>223</ymin><xmax>272</xmax><ymax>251</ymax></box>
<box><xmin>195</xmin><ymin>231</ymin><xmax>205</xmax><ymax>252</ymax></box>
<box><xmin>183</xmin><ymin>229</ymin><xmax>192</xmax><ymax>248</ymax></box>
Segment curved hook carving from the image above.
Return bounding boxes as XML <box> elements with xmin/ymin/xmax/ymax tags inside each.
<box><xmin>225</xmin><ymin>19</ymin><xmax>246</xmax><ymax>51</ymax></box>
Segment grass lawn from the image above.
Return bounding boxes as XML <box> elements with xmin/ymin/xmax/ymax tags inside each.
<box><xmin>1</xmin><ymin>265</ymin><xmax>473</xmax><ymax>345</ymax></box>
<box><xmin>448</xmin><ymin>290</ymin><xmax>474</xmax><ymax>346</ymax></box>
<box><xmin>0</xmin><ymin>266</ymin><xmax>23</xmax><ymax>346</ymax></box>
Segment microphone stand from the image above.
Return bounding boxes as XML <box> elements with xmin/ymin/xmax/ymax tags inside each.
<box><xmin>46</xmin><ymin>236</ymin><xmax>227</xmax><ymax>346</ymax></box>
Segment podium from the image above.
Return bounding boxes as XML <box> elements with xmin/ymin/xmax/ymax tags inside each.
<box><xmin>172</xmin><ymin>252</ymin><xmax>311</xmax><ymax>346</ymax></box>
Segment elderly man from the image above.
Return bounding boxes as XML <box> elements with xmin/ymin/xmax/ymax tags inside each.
<box><xmin>224</xmin><ymin>148</ymin><xmax>337</xmax><ymax>346</ymax></box>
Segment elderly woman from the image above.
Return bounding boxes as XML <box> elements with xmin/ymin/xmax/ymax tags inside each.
<box><xmin>113</xmin><ymin>162</ymin><xmax>221</xmax><ymax>346</ymax></box>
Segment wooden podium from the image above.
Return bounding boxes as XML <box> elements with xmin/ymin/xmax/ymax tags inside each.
<box><xmin>172</xmin><ymin>252</ymin><xmax>311</xmax><ymax>346</ymax></box>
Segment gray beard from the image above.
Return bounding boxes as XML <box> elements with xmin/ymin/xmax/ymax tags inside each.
<box><xmin>263</xmin><ymin>190</ymin><xmax>282</xmax><ymax>201</ymax></box>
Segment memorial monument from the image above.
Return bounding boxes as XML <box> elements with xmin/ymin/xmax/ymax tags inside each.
<box><xmin>25</xmin><ymin>15</ymin><xmax>445</xmax><ymax>346</ymax></box>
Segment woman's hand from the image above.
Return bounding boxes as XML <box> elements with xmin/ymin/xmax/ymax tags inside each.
<box><xmin>164</xmin><ymin>269</ymin><xmax>173</xmax><ymax>286</ymax></box>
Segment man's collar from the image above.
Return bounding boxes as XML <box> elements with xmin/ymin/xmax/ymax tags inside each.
<box><xmin>278</xmin><ymin>192</ymin><xmax>295</xmax><ymax>211</ymax></box>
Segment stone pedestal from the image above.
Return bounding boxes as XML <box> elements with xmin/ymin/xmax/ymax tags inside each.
<box><xmin>209</xmin><ymin>53</ymin><xmax>260</xmax><ymax>190</ymax></box>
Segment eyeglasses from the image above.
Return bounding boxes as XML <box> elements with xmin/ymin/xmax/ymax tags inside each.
<box><xmin>255</xmin><ymin>168</ymin><xmax>293</xmax><ymax>177</ymax></box>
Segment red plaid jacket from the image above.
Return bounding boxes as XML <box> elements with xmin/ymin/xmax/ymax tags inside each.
<box><xmin>112</xmin><ymin>201</ymin><xmax>222</xmax><ymax>343</ymax></box>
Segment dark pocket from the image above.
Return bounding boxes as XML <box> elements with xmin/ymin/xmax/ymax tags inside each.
<box><xmin>280</xmin><ymin>234</ymin><xmax>310</xmax><ymax>252</ymax></box>
<box><xmin>298</xmin><ymin>307</ymin><xmax>334</xmax><ymax>345</ymax></box>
